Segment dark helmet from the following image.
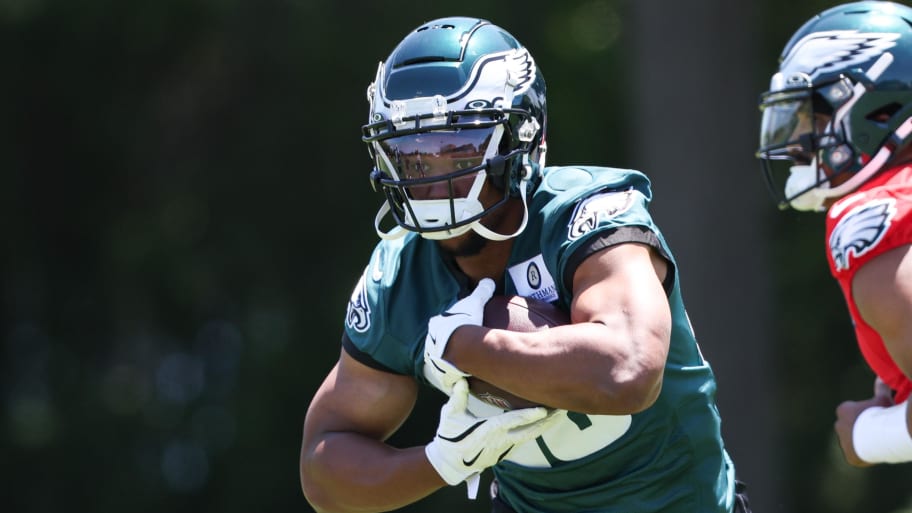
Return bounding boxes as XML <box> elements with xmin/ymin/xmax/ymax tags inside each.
<box><xmin>756</xmin><ymin>1</ymin><xmax>912</xmax><ymax>211</ymax></box>
<box><xmin>362</xmin><ymin>17</ymin><xmax>547</xmax><ymax>240</ymax></box>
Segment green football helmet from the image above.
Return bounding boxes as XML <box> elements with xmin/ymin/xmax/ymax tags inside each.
<box><xmin>362</xmin><ymin>17</ymin><xmax>547</xmax><ymax>240</ymax></box>
<box><xmin>756</xmin><ymin>1</ymin><xmax>912</xmax><ymax>211</ymax></box>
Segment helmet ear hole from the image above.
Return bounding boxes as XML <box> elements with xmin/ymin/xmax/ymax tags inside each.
<box><xmin>865</xmin><ymin>102</ymin><xmax>902</xmax><ymax>123</ymax></box>
<box><xmin>811</xmin><ymin>92</ymin><xmax>834</xmax><ymax>116</ymax></box>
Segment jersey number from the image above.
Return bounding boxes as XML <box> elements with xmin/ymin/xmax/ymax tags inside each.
<box><xmin>505</xmin><ymin>412</ymin><xmax>632</xmax><ymax>467</ymax></box>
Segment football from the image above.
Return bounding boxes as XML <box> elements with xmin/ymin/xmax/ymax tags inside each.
<box><xmin>467</xmin><ymin>295</ymin><xmax>570</xmax><ymax>412</ymax></box>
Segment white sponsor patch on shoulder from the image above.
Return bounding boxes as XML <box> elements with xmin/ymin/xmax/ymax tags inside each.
<box><xmin>568</xmin><ymin>190</ymin><xmax>635</xmax><ymax>240</ymax></box>
<box><xmin>507</xmin><ymin>254</ymin><xmax>558</xmax><ymax>303</ymax></box>
<box><xmin>829</xmin><ymin>198</ymin><xmax>896</xmax><ymax>272</ymax></box>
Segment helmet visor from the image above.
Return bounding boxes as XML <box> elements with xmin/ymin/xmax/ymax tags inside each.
<box><xmin>377</xmin><ymin>128</ymin><xmax>497</xmax><ymax>200</ymax></box>
<box><xmin>759</xmin><ymin>91</ymin><xmax>815</xmax><ymax>161</ymax></box>
<box><xmin>379</xmin><ymin>128</ymin><xmax>495</xmax><ymax>179</ymax></box>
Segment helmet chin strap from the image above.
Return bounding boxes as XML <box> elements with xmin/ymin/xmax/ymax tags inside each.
<box><xmin>787</xmin><ymin>117</ymin><xmax>912</xmax><ymax>211</ymax></box>
<box><xmin>374</xmin><ymin>202</ymin><xmax>407</xmax><ymax>240</ymax></box>
<box><xmin>787</xmin><ymin>148</ymin><xmax>892</xmax><ymax>212</ymax></box>
<box><xmin>462</xmin><ymin>152</ymin><xmax>541</xmax><ymax>241</ymax></box>
<box><xmin>465</xmin><ymin>157</ymin><xmax>535</xmax><ymax>241</ymax></box>
<box><xmin>469</xmin><ymin>178</ymin><xmax>529</xmax><ymax>241</ymax></box>
<box><xmin>824</xmin><ymin>116</ymin><xmax>912</xmax><ymax>197</ymax></box>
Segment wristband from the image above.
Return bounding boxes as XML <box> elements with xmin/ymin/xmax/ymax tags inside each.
<box><xmin>852</xmin><ymin>401</ymin><xmax>912</xmax><ymax>464</ymax></box>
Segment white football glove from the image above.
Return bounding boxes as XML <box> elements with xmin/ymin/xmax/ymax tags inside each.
<box><xmin>425</xmin><ymin>379</ymin><xmax>559</xmax><ymax>499</ymax></box>
<box><xmin>423</xmin><ymin>278</ymin><xmax>496</xmax><ymax>395</ymax></box>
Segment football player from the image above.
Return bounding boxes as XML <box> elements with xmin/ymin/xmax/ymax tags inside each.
<box><xmin>301</xmin><ymin>16</ymin><xmax>751</xmax><ymax>513</ymax></box>
<box><xmin>756</xmin><ymin>1</ymin><xmax>912</xmax><ymax>467</ymax></box>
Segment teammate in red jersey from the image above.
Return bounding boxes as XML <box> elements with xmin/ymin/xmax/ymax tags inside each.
<box><xmin>756</xmin><ymin>1</ymin><xmax>912</xmax><ymax>466</ymax></box>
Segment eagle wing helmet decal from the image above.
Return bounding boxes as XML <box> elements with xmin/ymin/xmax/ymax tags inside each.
<box><xmin>505</xmin><ymin>47</ymin><xmax>536</xmax><ymax>93</ymax></box>
<box><xmin>453</xmin><ymin>48</ymin><xmax>537</xmax><ymax>107</ymax></box>
<box><xmin>829</xmin><ymin>198</ymin><xmax>896</xmax><ymax>272</ymax></box>
<box><xmin>780</xmin><ymin>30</ymin><xmax>900</xmax><ymax>79</ymax></box>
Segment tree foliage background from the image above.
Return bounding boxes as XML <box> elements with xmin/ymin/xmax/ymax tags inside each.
<box><xmin>2</xmin><ymin>0</ymin><xmax>911</xmax><ymax>512</ymax></box>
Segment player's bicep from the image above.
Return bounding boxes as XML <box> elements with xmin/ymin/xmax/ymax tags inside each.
<box><xmin>853</xmin><ymin>243</ymin><xmax>912</xmax><ymax>379</ymax></box>
<box><xmin>303</xmin><ymin>349</ymin><xmax>418</xmax><ymax>445</ymax></box>
<box><xmin>570</xmin><ymin>241</ymin><xmax>671</xmax><ymax>335</ymax></box>
<box><xmin>567</xmin><ymin>242</ymin><xmax>670</xmax><ymax>411</ymax></box>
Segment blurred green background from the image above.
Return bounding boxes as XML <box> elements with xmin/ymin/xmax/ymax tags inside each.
<box><xmin>3</xmin><ymin>0</ymin><xmax>912</xmax><ymax>512</ymax></box>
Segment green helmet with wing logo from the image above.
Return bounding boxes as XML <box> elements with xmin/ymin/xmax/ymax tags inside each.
<box><xmin>362</xmin><ymin>17</ymin><xmax>547</xmax><ymax>240</ymax></box>
<box><xmin>757</xmin><ymin>1</ymin><xmax>912</xmax><ymax>211</ymax></box>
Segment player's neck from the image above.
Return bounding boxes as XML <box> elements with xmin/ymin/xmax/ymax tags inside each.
<box><xmin>452</xmin><ymin>198</ymin><xmax>524</xmax><ymax>286</ymax></box>
<box><xmin>453</xmin><ymin>238</ymin><xmax>514</xmax><ymax>288</ymax></box>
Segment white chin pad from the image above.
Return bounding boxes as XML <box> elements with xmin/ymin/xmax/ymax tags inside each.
<box><xmin>785</xmin><ymin>163</ymin><xmax>827</xmax><ymax>212</ymax></box>
<box><xmin>408</xmin><ymin>198</ymin><xmax>483</xmax><ymax>239</ymax></box>
<box><xmin>419</xmin><ymin>225</ymin><xmax>474</xmax><ymax>240</ymax></box>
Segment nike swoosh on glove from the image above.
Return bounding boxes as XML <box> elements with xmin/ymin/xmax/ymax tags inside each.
<box><xmin>423</xmin><ymin>278</ymin><xmax>495</xmax><ymax>395</ymax></box>
<box><xmin>425</xmin><ymin>379</ymin><xmax>561</xmax><ymax>499</ymax></box>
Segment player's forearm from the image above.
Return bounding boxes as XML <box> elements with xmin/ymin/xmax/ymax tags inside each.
<box><xmin>300</xmin><ymin>432</ymin><xmax>445</xmax><ymax>513</ymax></box>
<box><xmin>448</xmin><ymin>322</ymin><xmax>665</xmax><ymax>415</ymax></box>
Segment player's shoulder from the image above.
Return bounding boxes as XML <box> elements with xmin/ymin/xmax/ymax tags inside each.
<box><xmin>537</xmin><ymin>165</ymin><xmax>653</xmax><ymax>200</ymax></box>
<box><xmin>356</xmin><ymin>233</ymin><xmax>446</xmax><ymax>302</ymax></box>
<box><xmin>826</xmin><ymin>179</ymin><xmax>912</xmax><ymax>274</ymax></box>
<box><xmin>828</xmin><ymin>165</ymin><xmax>912</xmax><ymax>225</ymax></box>
<box><xmin>343</xmin><ymin>234</ymin><xmax>453</xmax><ymax>374</ymax></box>
<box><xmin>344</xmin><ymin>234</ymin><xmax>418</xmax><ymax>330</ymax></box>
<box><xmin>360</xmin><ymin>235</ymin><xmax>410</xmax><ymax>289</ymax></box>
<box><xmin>827</xmin><ymin>185</ymin><xmax>910</xmax><ymax>231</ymax></box>
<box><xmin>532</xmin><ymin>165</ymin><xmax>655</xmax><ymax>230</ymax></box>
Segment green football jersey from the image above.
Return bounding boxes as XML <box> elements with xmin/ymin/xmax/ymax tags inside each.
<box><xmin>342</xmin><ymin>166</ymin><xmax>736</xmax><ymax>513</ymax></box>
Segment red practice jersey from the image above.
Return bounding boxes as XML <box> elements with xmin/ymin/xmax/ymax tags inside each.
<box><xmin>826</xmin><ymin>164</ymin><xmax>912</xmax><ymax>402</ymax></box>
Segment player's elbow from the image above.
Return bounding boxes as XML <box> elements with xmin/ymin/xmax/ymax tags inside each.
<box><xmin>300</xmin><ymin>476</ymin><xmax>325</xmax><ymax>513</ymax></box>
<box><xmin>300</xmin><ymin>445</ymin><xmax>342</xmax><ymax>513</ymax></box>
<box><xmin>622</xmin><ymin>366</ymin><xmax>664</xmax><ymax>413</ymax></box>
<box><xmin>303</xmin><ymin>492</ymin><xmax>336</xmax><ymax>513</ymax></box>
<box><xmin>591</xmin><ymin>359</ymin><xmax>664</xmax><ymax>415</ymax></box>
<box><xmin>301</xmin><ymin>469</ymin><xmax>343</xmax><ymax>513</ymax></box>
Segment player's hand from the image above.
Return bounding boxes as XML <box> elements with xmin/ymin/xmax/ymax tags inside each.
<box><xmin>834</xmin><ymin>391</ymin><xmax>894</xmax><ymax>467</ymax></box>
<box><xmin>423</xmin><ymin>278</ymin><xmax>495</xmax><ymax>395</ymax></box>
<box><xmin>425</xmin><ymin>379</ymin><xmax>559</xmax><ymax>496</ymax></box>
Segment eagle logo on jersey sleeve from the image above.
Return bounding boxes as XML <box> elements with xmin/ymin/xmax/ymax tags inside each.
<box><xmin>345</xmin><ymin>270</ymin><xmax>371</xmax><ymax>333</ymax></box>
<box><xmin>567</xmin><ymin>190</ymin><xmax>635</xmax><ymax>240</ymax></box>
<box><xmin>829</xmin><ymin>198</ymin><xmax>896</xmax><ymax>272</ymax></box>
